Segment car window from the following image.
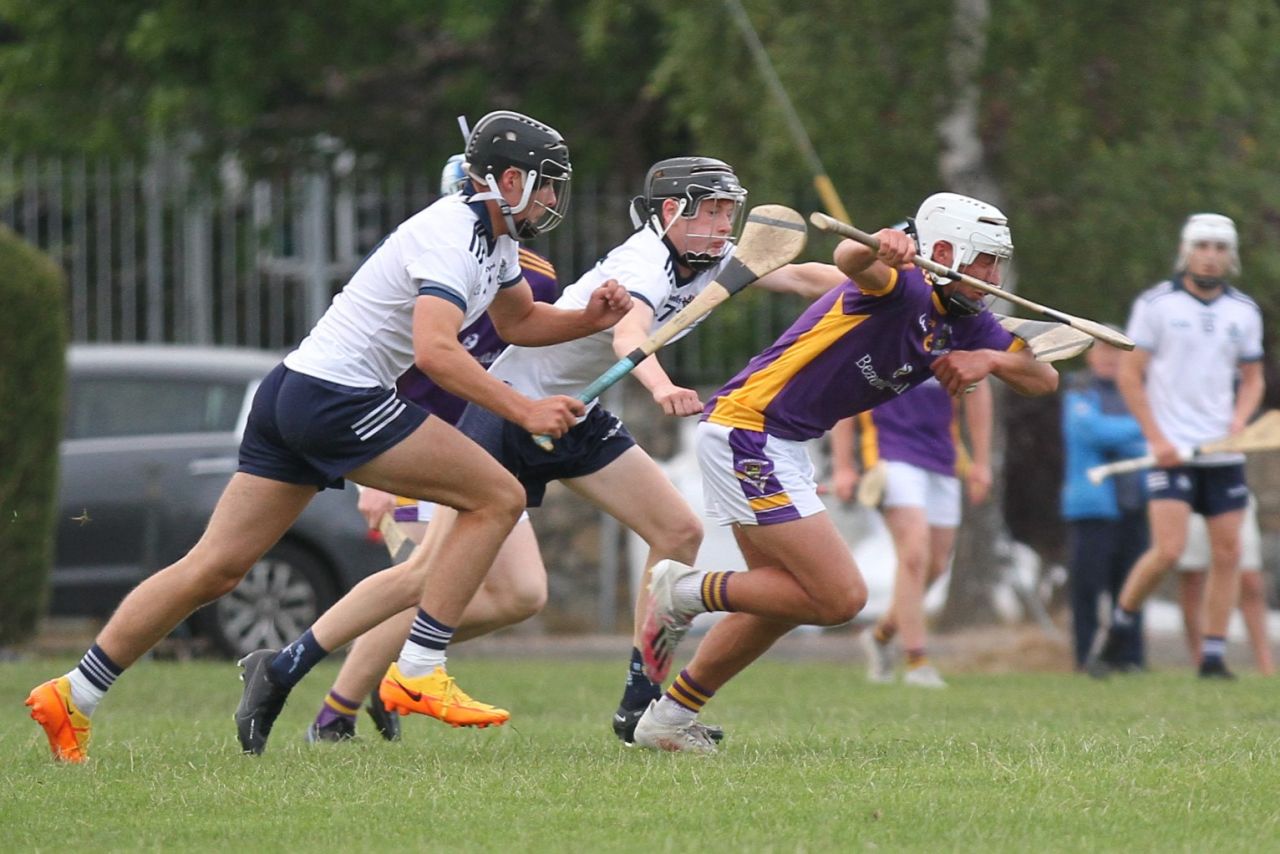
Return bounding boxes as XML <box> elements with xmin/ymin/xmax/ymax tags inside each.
<box><xmin>65</xmin><ymin>377</ymin><xmax>248</xmax><ymax>439</ymax></box>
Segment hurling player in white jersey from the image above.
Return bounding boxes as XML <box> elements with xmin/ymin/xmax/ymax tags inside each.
<box><xmin>278</xmin><ymin>156</ymin><xmax>843</xmax><ymax>749</ymax></box>
<box><xmin>1089</xmin><ymin>213</ymin><xmax>1264</xmax><ymax>680</ymax></box>
<box><xmin>24</xmin><ymin>110</ymin><xmax>632</xmax><ymax>763</ymax></box>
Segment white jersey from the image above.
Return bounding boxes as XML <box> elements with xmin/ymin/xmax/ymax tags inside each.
<box><xmin>1125</xmin><ymin>278</ymin><xmax>1263</xmax><ymax>463</ymax></box>
<box><xmin>285</xmin><ymin>193</ymin><xmax>522</xmax><ymax>388</ymax></box>
<box><xmin>489</xmin><ymin>226</ymin><xmax>730</xmax><ymax>410</ymax></box>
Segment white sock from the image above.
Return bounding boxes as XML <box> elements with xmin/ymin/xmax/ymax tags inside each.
<box><xmin>651</xmin><ymin>695</ymin><xmax>697</xmax><ymax>727</ymax></box>
<box><xmin>65</xmin><ymin>668</ymin><xmax>106</xmax><ymax>717</ymax></box>
<box><xmin>672</xmin><ymin>571</ymin><xmax>709</xmax><ymax>615</ymax></box>
<box><xmin>396</xmin><ymin>642</ymin><xmax>447</xmax><ymax>678</ymax></box>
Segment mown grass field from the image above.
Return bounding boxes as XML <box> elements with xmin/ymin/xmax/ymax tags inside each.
<box><xmin>4</xmin><ymin>657</ymin><xmax>1279</xmax><ymax>851</ymax></box>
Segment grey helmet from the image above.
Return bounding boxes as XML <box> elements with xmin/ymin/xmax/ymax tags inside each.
<box><xmin>464</xmin><ymin>111</ymin><xmax>572</xmax><ymax>241</ymax></box>
<box><xmin>631</xmin><ymin>156</ymin><xmax>747</xmax><ymax>271</ymax></box>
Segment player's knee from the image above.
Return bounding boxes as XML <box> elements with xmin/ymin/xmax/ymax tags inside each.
<box><xmin>1210</xmin><ymin>545</ymin><xmax>1241</xmax><ymax>572</ymax></box>
<box><xmin>812</xmin><ymin>583</ymin><xmax>867</xmax><ymax>626</ymax></box>
<box><xmin>650</xmin><ymin>514</ymin><xmax>703</xmax><ymax>562</ymax></box>
<box><xmin>1240</xmin><ymin>571</ymin><xmax>1264</xmax><ymax>602</ymax></box>
<box><xmin>1151</xmin><ymin>542</ymin><xmax>1185</xmax><ymax>568</ymax></box>
<box><xmin>504</xmin><ymin>578</ymin><xmax>547</xmax><ymax>622</ymax></box>
<box><xmin>196</xmin><ymin>560</ymin><xmax>254</xmax><ymax>600</ymax></box>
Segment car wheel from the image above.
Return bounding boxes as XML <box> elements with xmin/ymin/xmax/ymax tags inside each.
<box><xmin>197</xmin><ymin>541</ymin><xmax>338</xmax><ymax>659</ymax></box>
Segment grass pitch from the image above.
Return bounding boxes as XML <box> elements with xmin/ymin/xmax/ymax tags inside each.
<box><xmin>4</xmin><ymin>657</ymin><xmax>1279</xmax><ymax>851</ymax></box>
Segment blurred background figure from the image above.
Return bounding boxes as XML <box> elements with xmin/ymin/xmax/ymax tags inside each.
<box><xmin>833</xmin><ymin>376</ymin><xmax>993</xmax><ymax>688</ymax></box>
<box><xmin>1176</xmin><ymin>495</ymin><xmax>1273</xmax><ymax>675</ymax></box>
<box><xmin>1092</xmin><ymin>213</ymin><xmax>1264</xmax><ymax>680</ymax></box>
<box><xmin>1060</xmin><ymin>336</ymin><xmax>1149</xmax><ymax>671</ymax></box>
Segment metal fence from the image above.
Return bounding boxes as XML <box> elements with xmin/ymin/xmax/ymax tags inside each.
<box><xmin>1</xmin><ymin>152</ymin><xmax>806</xmax><ymax>383</ymax></box>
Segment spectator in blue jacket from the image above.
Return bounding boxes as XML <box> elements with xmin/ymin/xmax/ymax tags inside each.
<box><xmin>1061</xmin><ymin>337</ymin><xmax>1149</xmax><ymax>669</ymax></box>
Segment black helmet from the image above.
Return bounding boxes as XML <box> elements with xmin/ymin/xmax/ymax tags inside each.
<box><xmin>465</xmin><ymin>111</ymin><xmax>572</xmax><ymax>240</ymax></box>
<box><xmin>632</xmin><ymin>156</ymin><xmax>748</xmax><ymax>271</ymax></box>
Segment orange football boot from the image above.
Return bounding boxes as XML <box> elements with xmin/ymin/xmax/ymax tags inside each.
<box><xmin>26</xmin><ymin>677</ymin><xmax>91</xmax><ymax>763</ymax></box>
<box><xmin>379</xmin><ymin>663</ymin><xmax>509</xmax><ymax>728</ymax></box>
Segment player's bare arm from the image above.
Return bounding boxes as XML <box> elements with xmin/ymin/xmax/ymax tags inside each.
<box><xmin>932</xmin><ymin>347</ymin><xmax>1057</xmax><ymax>397</ymax></box>
<box><xmin>753</xmin><ymin>262</ymin><xmax>846</xmax><ymax>298</ymax></box>
<box><xmin>610</xmin><ymin>299</ymin><xmax>702</xmax><ymax>417</ymax></box>
<box><xmin>962</xmin><ymin>379</ymin><xmax>994</xmax><ymax>504</ymax></box>
<box><xmin>833</xmin><ymin>229</ymin><xmax>915</xmax><ymax>292</ymax></box>
<box><xmin>414</xmin><ymin>295</ymin><xmax>583</xmax><ymax>437</ymax></box>
<box><xmin>1232</xmin><ymin>360</ymin><xmax>1266</xmax><ymax>434</ymax></box>
<box><xmin>1115</xmin><ymin>346</ymin><xmax>1179</xmax><ymax>466</ymax></box>
<box><xmin>489</xmin><ymin>278</ymin><xmax>632</xmax><ymax>346</ymax></box>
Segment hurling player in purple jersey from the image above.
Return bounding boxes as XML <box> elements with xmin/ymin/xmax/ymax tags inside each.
<box><xmin>632</xmin><ymin>193</ymin><xmax>1057</xmax><ymax>753</ymax></box>
<box><xmin>302</xmin><ymin>157</ymin><xmax>564</xmax><ymax>743</ymax></box>
<box><xmin>833</xmin><ymin>376</ymin><xmax>993</xmax><ymax>689</ymax></box>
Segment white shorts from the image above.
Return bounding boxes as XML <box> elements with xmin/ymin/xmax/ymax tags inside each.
<box><xmin>1178</xmin><ymin>494</ymin><xmax>1260</xmax><ymax>571</ymax></box>
<box><xmin>881</xmin><ymin>460</ymin><xmax>962</xmax><ymax>527</ymax></box>
<box><xmin>395</xmin><ymin>500</ymin><xmax>528</xmax><ymax>525</ymax></box>
<box><xmin>696</xmin><ymin>421</ymin><xmax>826</xmax><ymax>526</ymax></box>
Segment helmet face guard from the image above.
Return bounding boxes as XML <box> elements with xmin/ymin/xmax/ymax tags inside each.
<box><xmin>463</xmin><ymin>111</ymin><xmax>573</xmax><ymax>241</ymax></box>
<box><xmin>632</xmin><ymin>156</ymin><xmax>747</xmax><ymax>271</ymax></box>
<box><xmin>912</xmin><ymin>192</ymin><xmax>1013</xmax><ymax>315</ymax></box>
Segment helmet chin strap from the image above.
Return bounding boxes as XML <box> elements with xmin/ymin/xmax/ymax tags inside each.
<box><xmin>930</xmin><ymin>273</ymin><xmax>984</xmax><ymax>317</ymax></box>
<box><xmin>1189</xmin><ymin>273</ymin><xmax>1229</xmax><ymax>291</ymax></box>
<box><xmin>471</xmin><ymin>171</ymin><xmax>537</xmax><ymax>239</ymax></box>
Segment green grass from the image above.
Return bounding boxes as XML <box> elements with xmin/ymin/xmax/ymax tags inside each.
<box><xmin>4</xmin><ymin>658</ymin><xmax>1279</xmax><ymax>852</ymax></box>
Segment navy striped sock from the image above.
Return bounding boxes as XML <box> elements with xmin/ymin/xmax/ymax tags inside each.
<box><xmin>407</xmin><ymin>609</ymin><xmax>454</xmax><ymax>651</ymax></box>
<box><xmin>268</xmin><ymin>629</ymin><xmax>330</xmax><ymax>689</ymax></box>
<box><xmin>77</xmin><ymin>644</ymin><xmax>123</xmax><ymax>691</ymax></box>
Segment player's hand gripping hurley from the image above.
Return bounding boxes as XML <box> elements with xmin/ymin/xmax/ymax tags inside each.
<box><xmin>809</xmin><ymin>212</ymin><xmax>1135</xmax><ymax>351</ymax></box>
<box><xmin>1086</xmin><ymin>410</ymin><xmax>1280</xmax><ymax>484</ymax></box>
<box><xmin>533</xmin><ymin>205</ymin><xmax>808</xmax><ymax>450</ymax></box>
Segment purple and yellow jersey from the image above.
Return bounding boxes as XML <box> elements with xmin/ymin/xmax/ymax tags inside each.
<box><xmin>857</xmin><ymin>377</ymin><xmax>959</xmax><ymax>477</ymax></box>
<box><xmin>703</xmin><ymin>266</ymin><xmax>1022</xmax><ymax>441</ymax></box>
<box><xmin>395</xmin><ymin>247</ymin><xmax>558</xmax><ymax>425</ymax></box>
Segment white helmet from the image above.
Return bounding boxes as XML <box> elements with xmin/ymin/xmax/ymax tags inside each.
<box><xmin>440</xmin><ymin>153</ymin><xmax>468</xmax><ymax>195</ymax></box>
<box><xmin>1177</xmin><ymin>212</ymin><xmax>1239</xmax><ymax>275</ymax></box>
<box><xmin>913</xmin><ymin>192</ymin><xmax>1013</xmax><ymax>268</ymax></box>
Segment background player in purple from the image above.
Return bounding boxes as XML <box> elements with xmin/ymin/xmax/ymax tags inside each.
<box><xmin>306</xmin><ymin>155</ymin><xmax>562</xmax><ymax>743</ymax></box>
<box><xmin>633</xmin><ymin>193</ymin><xmax>1058</xmax><ymax>753</ymax></box>
<box><xmin>834</xmin><ymin>374</ymin><xmax>993</xmax><ymax>688</ymax></box>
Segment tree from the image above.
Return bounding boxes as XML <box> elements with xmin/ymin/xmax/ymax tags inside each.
<box><xmin>0</xmin><ymin>226</ymin><xmax>67</xmax><ymax>645</ymax></box>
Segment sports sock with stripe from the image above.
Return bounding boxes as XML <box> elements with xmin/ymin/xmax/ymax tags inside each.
<box><xmin>1201</xmin><ymin>635</ymin><xmax>1227</xmax><ymax>665</ymax></box>
<box><xmin>313</xmin><ymin>689</ymin><xmax>360</xmax><ymax>730</ymax></box>
<box><xmin>673</xmin><ymin>570</ymin><xmax>735</xmax><ymax>614</ymax></box>
<box><xmin>396</xmin><ymin>609</ymin><xmax>454</xmax><ymax>677</ymax></box>
<box><xmin>65</xmin><ymin>644</ymin><xmax>124</xmax><ymax>717</ymax></box>
<box><xmin>654</xmin><ymin>668</ymin><xmax>715</xmax><ymax>727</ymax></box>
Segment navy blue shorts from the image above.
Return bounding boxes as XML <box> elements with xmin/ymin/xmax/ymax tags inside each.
<box><xmin>456</xmin><ymin>403</ymin><xmax>636</xmax><ymax>507</ymax></box>
<box><xmin>1145</xmin><ymin>463</ymin><xmax>1248</xmax><ymax>517</ymax></box>
<box><xmin>238</xmin><ymin>364</ymin><xmax>428</xmax><ymax>489</ymax></box>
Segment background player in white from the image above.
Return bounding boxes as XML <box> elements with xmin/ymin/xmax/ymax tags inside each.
<box><xmin>1176</xmin><ymin>495</ymin><xmax>1272</xmax><ymax>675</ymax></box>
<box><xmin>281</xmin><ymin>156</ymin><xmax>842</xmax><ymax>752</ymax></box>
<box><xmin>1090</xmin><ymin>213</ymin><xmax>1264</xmax><ymax>679</ymax></box>
<box><xmin>23</xmin><ymin>110</ymin><xmax>632</xmax><ymax>763</ymax></box>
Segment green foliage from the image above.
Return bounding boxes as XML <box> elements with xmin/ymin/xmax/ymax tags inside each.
<box><xmin>2</xmin><ymin>2</ymin><xmax>1278</xmax><ymax>355</ymax></box>
<box><xmin>0</xmin><ymin>227</ymin><xmax>66</xmax><ymax>645</ymax></box>
<box><xmin>5</xmin><ymin>658</ymin><xmax>1280</xmax><ymax>848</ymax></box>
<box><xmin>0</xmin><ymin>0</ymin><xmax>671</xmax><ymax>177</ymax></box>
